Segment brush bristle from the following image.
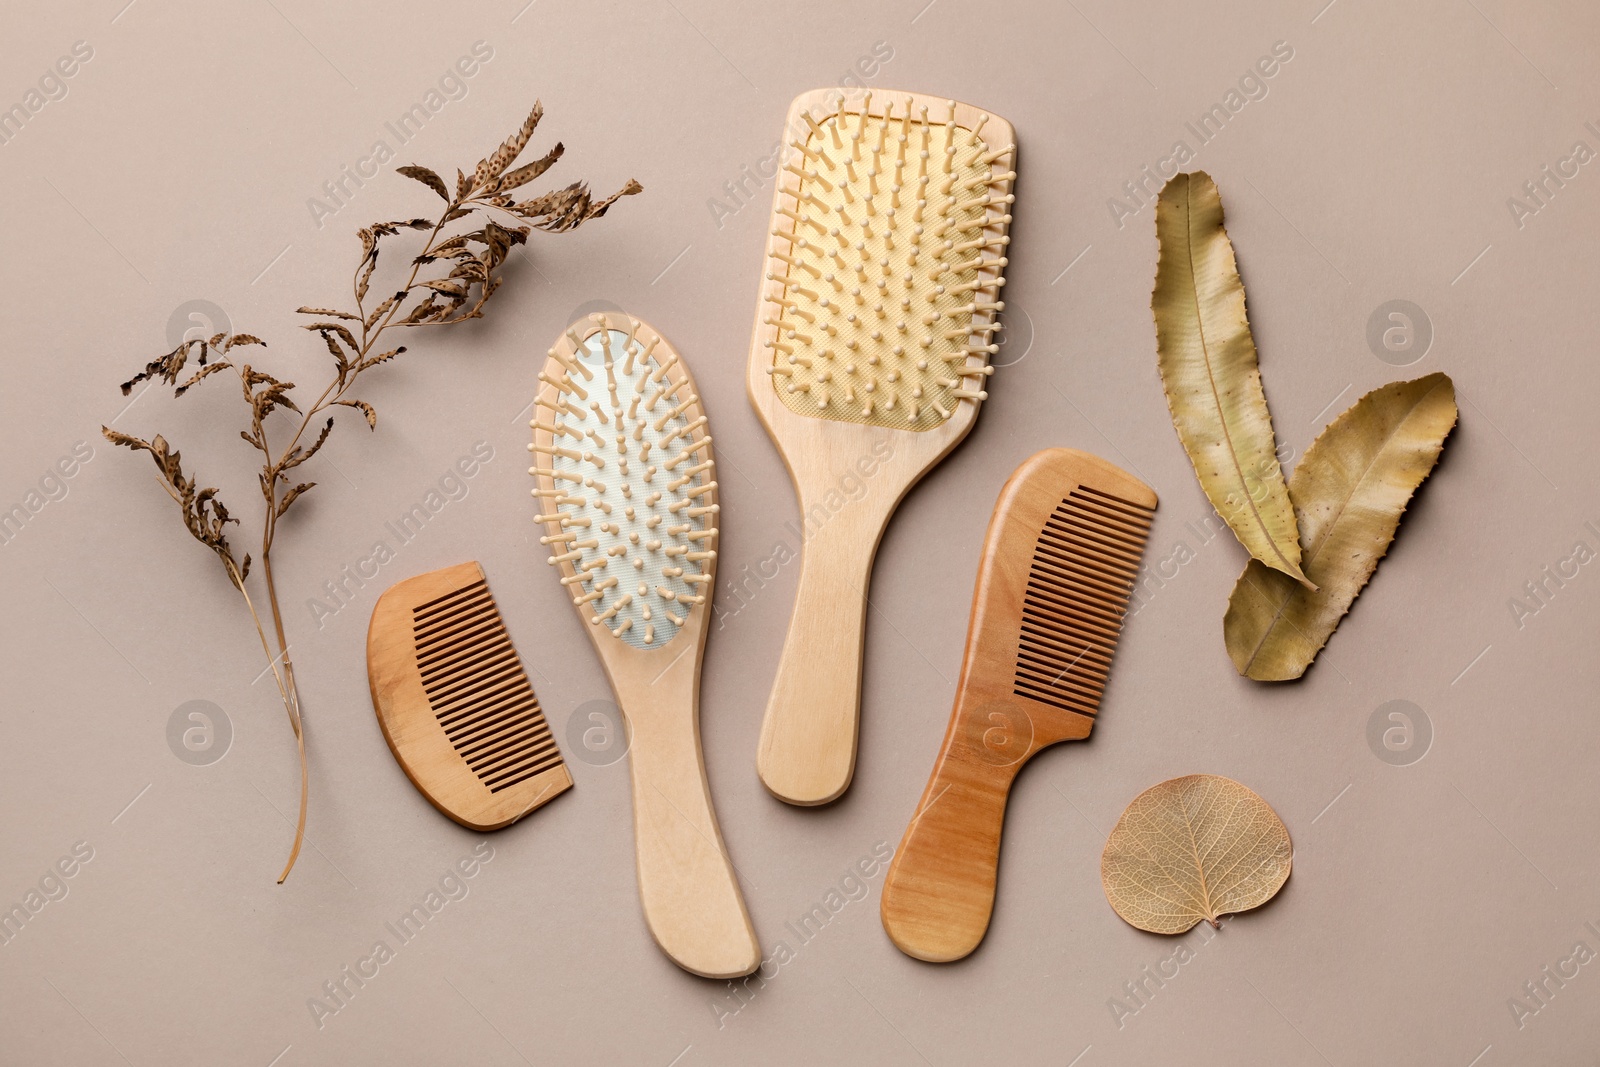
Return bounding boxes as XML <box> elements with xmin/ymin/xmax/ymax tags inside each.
<box><xmin>1014</xmin><ymin>487</ymin><xmax>1153</xmax><ymax>716</ymax></box>
<box><xmin>531</xmin><ymin>314</ymin><xmax>717</xmax><ymax>650</ymax></box>
<box><xmin>762</xmin><ymin>94</ymin><xmax>1014</xmax><ymax>430</ymax></box>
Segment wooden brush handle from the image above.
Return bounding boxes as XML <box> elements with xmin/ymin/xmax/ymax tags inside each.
<box><xmin>619</xmin><ymin>652</ymin><xmax>760</xmax><ymax>980</ymax></box>
<box><xmin>756</xmin><ymin>491</ymin><xmax>895</xmax><ymax>806</ymax></box>
<box><xmin>879</xmin><ymin>692</ymin><xmax>1040</xmax><ymax>962</ymax></box>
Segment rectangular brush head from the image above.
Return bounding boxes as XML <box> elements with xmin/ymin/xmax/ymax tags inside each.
<box><xmin>368</xmin><ymin>561</ymin><xmax>571</xmax><ymax>830</ymax></box>
<box><xmin>753</xmin><ymin>88</ymin><xmax>1015</xmax><ymax>431</ymax></box>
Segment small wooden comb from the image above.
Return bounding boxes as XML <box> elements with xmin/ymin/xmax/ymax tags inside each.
<box><xmin>367</xmin><ymin>561</ymin><xmax>571</xmax><ymax>830</ymax></box>
<box><xmin>879</xmin><ymin>449</ymin><xmax>1155</xmax><ymax>962</ymax></box>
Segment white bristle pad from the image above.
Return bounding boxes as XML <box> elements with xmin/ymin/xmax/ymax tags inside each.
<box><xmin>533</xmin><ymin>326</ymin><xmax>718</xmax><ymax>650</ymax></box>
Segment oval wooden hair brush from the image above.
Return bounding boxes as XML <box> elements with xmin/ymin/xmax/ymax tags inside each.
<box><xmin>880</xmin><ymin>448</ymin><xmax>1156</xmax><ymax>962</ymax></box>
<box><xmin>748</xmin><ymin>88</ymin><xmax>1018</xmax><ymax>806</ymax></box>
<box><xmin>530</xmin><ymin>312</ymin><xmax>759</xmax><ymax>980</ymax></box>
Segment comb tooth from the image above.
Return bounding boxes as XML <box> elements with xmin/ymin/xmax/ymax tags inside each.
<box><xmin>435</xmin><ymin>686</ymin><xmax>534</xmax><ymax>741</ymax></box>
<box><xmin>1016</xmin><ymin>616</ymin><xmax>1116</xmax><ymax>664</ymax></box>
<box><xmin>479</xmin><ymin>741</ymin><xmax>564</xmax><ymax>784</ymax></box>
<box><xmin>413</xmin><ymin>596</ymin><xmax>498</xmax><ymax>639</ymax></box>
<box><xmin>458</xmin><ymin>717</ymin><xmax>547</xmax><ymax>762</ymax></box>
<box><xmin>1013</xmin><ymin>674</ymin><xmax>1107</xmax><ymax>711</ymax></box>
<box><xmin>426</xmin><ymin>657</ymin><xmax>526</xmax><ymax>714</ymax></box>
<box><xmin>402</xmin><ymin>576</ymin><xmax>566</xmax><ymax>797</ymax></box>
<box><xmin>438</xmin><ymin>683</ymin><xmax>537</xmax><ymax>738</ymax></box>
<box><xmin>1019</xmin><ymin>583</ymin><xmax>1127</xmax><ymax>642</ymax></box>
<box><xmin>1029</xmin><ymin>531</ymin><xmax>1144</xmax><ymax>605</ymax></box>
<box><xmin>1015</xmin><ymin>651</ymin><xmax>1113</xmax><ymax>704</ymax></box>
<box><xmin>420</xmin><ymin>620</ymin><xmax>519</xmax><ymax>674</ymax></box>
<box><xmin>1031</xmin><ymin>540</ymin><xmax>1143</xmax><ymax>603</ymax></box>
<box><xmin>1014</xmin><ymin>661</ymin><xmax>1106</xmax><ymax>706</ymax></box>
<box><xmin>411</xmin><ymin>578</ymin><xmax>489</xmax><ymax>616</ymax></box>
<box><xmin>448</xmin><ymin>705</ymin><xmax>542</xmax><ymax>753</ymax></box>
<box><xmin>1063</xmin><ymin>485</ymin><xmax>1156</xmax><ymax>524</ymax></box>
<box><xmin>1040</xmin><ymin>514</ymin><xmax>1152</xmax><ymax>570</ymax></box>
<box><xmin>415</xmin><ymin>608</ymin><xmax>503</xmax><ymax>652</ymax></box>
<box><xmin>1011</xmin><ymin>490</ymin><xmax>1154</xmax><ymax>716</ymax></box>
<box><xmin>475</xmin><ymin>736</ymin><xmax>562</xmax><ymax>781</ymax></box>
<box><xmin>482</xmin><ymin>757</ymin><xmax>565</xmax><ymax>793</ymax></box>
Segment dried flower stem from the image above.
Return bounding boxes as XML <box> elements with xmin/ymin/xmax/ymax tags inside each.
<box><xmin>105</xmin><ymin>101</ymin><xmax>639</xmax><ymax>881</ymax></box>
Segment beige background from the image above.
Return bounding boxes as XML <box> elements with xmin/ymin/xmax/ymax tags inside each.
<box><xmin>3</xmin><ymin>1</ymin><xmax>1598</xmax><ymax>1063</ymax></box>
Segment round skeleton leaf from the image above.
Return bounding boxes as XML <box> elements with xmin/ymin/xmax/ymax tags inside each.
<box><xmin>1100</xmin><ymin>774</ymin><xmax>1292</xmax><ymax>935</ymax></box>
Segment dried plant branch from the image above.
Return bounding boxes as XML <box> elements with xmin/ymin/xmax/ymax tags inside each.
<box><xmin>103</xmin><ymin>101</ymin><xmax>639</xmax><ymax>882</ymax></box>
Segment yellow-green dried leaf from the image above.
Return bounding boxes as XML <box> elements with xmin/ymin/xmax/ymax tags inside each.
<box><xmin>1101</xmin><ymin>774</ymin><xmax>1292</xmax><ymax>935</ymax></box>
<box><xmin>1152</xmin><ymin>171</ymin><xmax>1311</xmax><ymax>588</ymax></box>
<box><xmin>1224</xmin><ymin>372</ymin><xmax>1458</xmax><ymax>680</ymax></box>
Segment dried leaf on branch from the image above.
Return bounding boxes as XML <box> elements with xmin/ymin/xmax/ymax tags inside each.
<box><xmin>103</xmin><ymin>100</ymin><xmax>640</xmax><ymax>882</ymax></box>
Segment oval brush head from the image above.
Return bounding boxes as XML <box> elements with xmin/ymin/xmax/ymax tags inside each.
<box><xmin>763</xmin><ymin>92</ymin><xmax>1015</xmax><ymax>430</ymax></box>
<box><xmin>530</xmin><ymin>314</ymin><xmax>718</xmax><ymax>646</ymax></box>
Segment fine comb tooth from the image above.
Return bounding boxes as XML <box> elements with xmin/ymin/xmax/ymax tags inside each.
<box><xmin>762</xmin><ymin>94</ymin><xmax>1015</xmax><ymax>430</ymax></box>
<box><xmin>367</xmin><ymin>562</ymin><xmax>572</xmax><ymax>831</ymax></box>
<box><xmin>1013</xmin><ymin>488</ymin><xmax>1154</xmax><ymax>716</ymax></box>
<box><xmin>411</xmin><ymin>580</ymin><xmax>565</xmax><ymax>790</ymax></box>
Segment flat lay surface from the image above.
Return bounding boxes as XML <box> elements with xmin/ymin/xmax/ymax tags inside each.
<box><xmin>2</xmin><ymin>1</ymin><xmax>1597</xmax><ymax>1064</ymax></box>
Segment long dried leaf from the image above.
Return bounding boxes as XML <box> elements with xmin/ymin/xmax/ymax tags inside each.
<box><xmin>174</xmin><ymin>360</ymin><xmax>233</xmax><ymax>397</ymax></box>
<box><xmin>282</xmin><ymin>418</ymin><xmax>334</xmax><ymax>471</ymax></box>
<box><xmin>494</xmin><ymin>143</ymin><xmax>563</xmax><ymax>194</ymax></box>
<box><xmin>296</xmin><ymin>306</ymin><xmax>360</xmax><ymax>321</ymax></box>
<box><xmin>357</xmin><ymin>346</ymin><xmax>404</xmax><ymax>372</ymax></box>
<box><xmin>420</xmin><ymin>278</ymin><xmax>468</xmax><ymax>297</ymax></box>
<box><xmin>1223</xmin><ymin>373</ymin><xmax>1458</xmax><ymax>681</ymax></box>
<box><xmin>396</xmin><ymin>164</ymin><xmax>450</xmax><ymax>202</ymax></box>
<box><xmin>335</xmin><ymin>398</ymin><xmax>377</xmax><ymax>428</ymax></box>
<box><xmin>1152</xmin><ymin>171</ymin><xmax>1311</xmax><ymax>588</ymax></box>
<box><xmin>365</xmin><ymin>293</ymin><xmax>400</xmax><ymax>330</ymax></box>
<box><xmin>102</xmin><ymin>427</ymin><xmax>151</xmax><ymax>452</ymax></box>
<box><xmin>474</xmin><ymin>101</ymin><xmax>543</xmax><ymax>189</ymax></box>
<box><xmin>276</xmin><ymin>482</ymin><xmax>316</xmax><ymax>517</ymax></box>
<box><xmin>120</xmin><ymin>340</ymin><xmax>195</xmax><ymax>394</ymax></box>
<box><xmin>357</xmin><ymin>249</ymin><xmax>379</xmax><ymax>303</ymax></box>
<box><xmin>1101</xmin><ymin>774</ymin><xmax>1292</xmax><ymax>934</ymax></box>
<box><xmin>305</xmin><ymin>322</ymin><xmax>359</xmax><ymax>354</ymax></box>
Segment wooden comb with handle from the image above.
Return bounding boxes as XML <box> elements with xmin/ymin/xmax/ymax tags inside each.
<box><xmin>368</xmin><ymin>561</ymin><xmax>572</xmax><ymax>831</ymax></box>
<box><xmin>879</xmin><ymin>449</ymin><xmax>1155</xmax><ymax>962</ymax></box>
